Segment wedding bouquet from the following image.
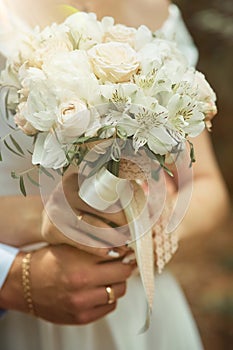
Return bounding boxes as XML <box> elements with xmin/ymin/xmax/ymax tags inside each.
<box><xmin>0</xmin><ymin>10</ymin><xmax>217</xmax><ymax>329</ymax></box>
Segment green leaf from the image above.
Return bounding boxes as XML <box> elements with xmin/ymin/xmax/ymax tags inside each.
<box><xmin>20</xmin><ymin>176</ymin><xmax>27</xmax><ymax>197</ymax></box>
<box><xmin>161</xmin><ymin>165</ymin><xmax>174</xmax><ymax>178</ymax></box>
<box><xmin>26</xmin><ymin>173</ymin><xmax>40</xmax><ymax>188</ymax></box>
<box><xmin>55</xmin><ymin>168</ymin><xmax>64</xmax><ymax>176</ymax></box>
<box><xmin>11</xmin><ymin>171</ymin><xmax>19</xmax><ymax>179</ymax></box>
<box><xmin>116</xmin><ymin>126</ymin><xmax>127</xmax><ymax>139</ymax></box>
<box><xmin>9</xmin><ymin>134</ymin><xmax>25</xmax><ymax>155</ymax></box>
<box><xmin>3</xmin><ymin>139</ymin><xmax>24</xmax><ymax>157</ymax></box>
<box><xmin>75</xmin><ymin>135</ymin><xmax>94</xmax><ymax>144</ymax></box>
<box><xmin>188</xmin><ymin>140</ymin><xmax>196</xmax><ymax>167</ymax></box>
<box><xmin>4</xmin><ymin>89</ymin><xmax>10</xmax><ymax>121</ymax></box>
<box><xmin>97</xmin><ymin>125</ymin><xmax>115</xmax><ymax>137</ymax></box>
<box><xmin>39</xmin><ymin>166</ymin><xmax>55</xmax><ymax>180</ymax></box>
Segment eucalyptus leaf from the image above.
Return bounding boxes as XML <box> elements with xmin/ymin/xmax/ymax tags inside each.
<box><xmin>188</xmin><ymin>140</ymin><xmax>196</xmax><ymax>167</ymax></box>
<box><xmin>20</xmin><ymin>176</ymin><xmax>27</xmax><ymax>197</ymax></box>
<box><xmin>26</xmin><ymin>173</ymin><xmax>40</xmax><ymax>188</ymax></box>
<box><xmin>9</xmin><ymin>135</ymin><xmax>25</xmax><ymax>155</ymax></box>
<box><xmin>39</xmin><ymin>166</ymin><xmax>55</xmax><ymax>180</ymax></box>
<box><xmin>3</xmin><ymin>139</ymin><xmax>24</xmax><ymax>157</ymax></box>
<box><xmin>11</xmin><ymin>171</ymin><xmax>19</xmax><ymax>179</ymax></box>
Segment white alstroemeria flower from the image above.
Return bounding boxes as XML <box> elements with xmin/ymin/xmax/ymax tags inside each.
<box><xmin>182</xmin><ymin>69</ymin><xmax>217</xmax><ymax>124</ymax></box>
<box><xmin>84</xmin><ymin>107</ymin><xmax>102</xmax><ymax>137</ymax></box>
<box><xmin>24</xmin><ymin>81</ymin><xmax>58</xmax><ymax>132</ymax></box>
<box><xmin>135</xmin><ymin>25</ymin><xmax>153</xmax><ymax>51</ymax></box>
<box><xmin>89</xmin><ymin>42</ymin><xmax>140</xmax><ymax>83</ymax></box>
<box><xmin>101</xmin><ymin>83</ymin><xmax>138</xmax><ymax>109</ymax></box>
<box><xmin>182</xmin><ymin>69</ymin><xmax>216</xmax><ymax>102</ymax></box>
<box><xmin>118</xmin><ymin>101</ymin><xmax>176</xmax><ymax>154</ymax></box>
<box><xmin>98</xmin><ymin>84</ymin><xmax>138</xmax><ymax>137</ymax></box>
<box><xmin>103</xmin><ymin>24</ymin><xmax>137</xmax><ymax>48</ymax></box>
<box><xmin>140</xmin><ymin>39</ymin><xmax>188</xmax><ymax>76</ymax></box>
<box><xmin>134</xmin><ymin>63</ymin><xmax>174</xmax><ymax>100</ymax></box>
<box><xmin>65</xmin><ymin>12</ymin><xmax>104</xmax><ymax>50</ymax></box>
<box><xmin>167</xmin><ymin>93</ymin><xmax>205</xmax><ymax>139</ymax></box>
<box><xmin>56</xmin><ymin>99</ymin><xmax>91</xmax><ymax>142</ymax></box>
<box><xmin>32</xmin><ymin>132</ymin><xmax>68</xmax><ymax>169</ymax></box>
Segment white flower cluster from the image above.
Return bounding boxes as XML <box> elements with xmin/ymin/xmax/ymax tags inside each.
<box><xmin>0</xmin><ymin>11</ymin><xmax>217</xmax><ymax>169</ymax></box>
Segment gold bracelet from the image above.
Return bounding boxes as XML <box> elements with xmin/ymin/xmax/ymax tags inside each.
<box><xmin>22</xmin><ymin>252</ymin><xmax>35</xmax><ymax>315</ymax></box>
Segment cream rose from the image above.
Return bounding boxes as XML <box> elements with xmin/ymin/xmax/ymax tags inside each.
<box><xmin>88</xmin><ymin>42</ymin><xmax>140</xmax><ymax>83</ymax></box>
<box><xmin>103</xmin><ymin>24</ymin><xmax>137</xmax><ymax>48</ymax></box>
<box><xmin>57</xmin><ymin>99</ymin><xmax>91</xmax><ymax>141</ymax></box>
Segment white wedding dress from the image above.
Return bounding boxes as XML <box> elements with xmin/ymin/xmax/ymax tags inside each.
<box><xmin>0</xmin><ymin>4</ymin><xmax>203</xmax><ymax>350</ymax></box>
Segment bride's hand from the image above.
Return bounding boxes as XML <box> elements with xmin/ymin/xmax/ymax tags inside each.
<box><xmin>41</xmin><ymin>173</ymin><xmax>131</xmax><ymax>258</ymax></box>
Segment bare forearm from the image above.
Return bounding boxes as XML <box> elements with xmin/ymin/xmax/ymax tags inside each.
<box><xmin>174</xmin><ymin>132</ymin><xmax>230</xmax><ymax>240</ymax></box>
<box><xmin>175</xmin><ymin>175</ymin><xmax>230</xmax><ymax>240</ymax></box>
<box><xmin>0</xmin><ymin>196</ymin><xmax>44</xmax><ymax>247</ymax></box>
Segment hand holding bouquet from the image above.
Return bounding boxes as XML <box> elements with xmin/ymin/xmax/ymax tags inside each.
<box><xmin>0</xmin><ymin>10</ymin><xmax>217</xmax><ymax>330</ymax></box>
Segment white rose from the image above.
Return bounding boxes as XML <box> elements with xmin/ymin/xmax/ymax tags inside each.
<box><xmin>89</xmin><ymin>42</ymin><xmax>139</xmax><ymax>83</ymax></box>
<box><xmin>28</xmin><ymin>24</ymin><xmax>73</xmax><ymax>68</ymax></box>
<box><xmin>57</xmin><ymin>99</ymin><xmax>91</xmax><ymax>142</ymax></box>
<box><xmin>42</xmin><ymin>51</ymin><xmax>93</xmax><ymax>91</ymax></box>
<box><xmin>103</xmin><ymin>24</ymin><xmax>137</xmax><ymax>47</ymax></box>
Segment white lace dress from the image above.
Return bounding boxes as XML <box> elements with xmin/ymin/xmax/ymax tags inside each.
<box><xmin>0</xmin><ymin>5</ymin><xmax>203</xmax><ymax>350</ymax></box>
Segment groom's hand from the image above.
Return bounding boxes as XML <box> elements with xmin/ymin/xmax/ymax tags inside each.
<box><xmin>0</xmin><ymin>244</ymin><xmax>135</xmax><ymax>324</ymax></box>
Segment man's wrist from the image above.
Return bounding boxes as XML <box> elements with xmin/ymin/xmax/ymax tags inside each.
<box><xmin>0</xmin><ymin>243</ymin><xmax>19</xmax><ymax>289</ymax></box>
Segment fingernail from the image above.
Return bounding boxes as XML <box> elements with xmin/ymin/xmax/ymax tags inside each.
<box><xmin>122</xmin><ymin>253</ymin><xmax>136</xmax><ymax>264</ymax></box>
<box><xmin>108</xmin><ymin>249</ymin><xmax>120</xmax><ymax>258</ymax></box>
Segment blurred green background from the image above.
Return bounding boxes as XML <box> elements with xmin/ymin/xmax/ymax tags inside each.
<box><xmin>170</xmin><ymin>1</ymin><xmax>233</xmax><ymax>349</ymax></box>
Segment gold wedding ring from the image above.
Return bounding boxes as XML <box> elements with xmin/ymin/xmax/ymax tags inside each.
<box><xmin>105</xmin><ymin>286</ymin><xmax>116</xmax><ymax>305</ymax></box>
<box><xmin>76</xmin><ymin>211</ymin><xmax>83</xmax><ymax>221</ymax></box>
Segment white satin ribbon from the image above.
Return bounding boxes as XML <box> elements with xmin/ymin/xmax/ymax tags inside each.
<box><xmin>79</xmin><ymin>167</ymin><xmax>154</xmax><ymax>331</ymax></box>
<box><xmin>79</xmin><ymin>167</ymin><xmax>133</xmax><ymax>211</ymax></box>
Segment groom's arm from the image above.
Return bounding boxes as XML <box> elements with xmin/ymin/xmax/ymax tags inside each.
<box><xmin>0</xmin><ymin>244</ymin><xmax>19</xmax><ymax>316</ymax></box>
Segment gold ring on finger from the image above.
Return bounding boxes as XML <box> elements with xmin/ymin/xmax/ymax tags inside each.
<box><xmin>105</xmin><ymin>285</ymin><xmax>116</xmax><ymax>305</ymax></box>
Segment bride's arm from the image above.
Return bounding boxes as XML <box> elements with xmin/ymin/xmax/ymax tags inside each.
<box><xmin>173</xmin><ymin>131</ymin><xmax>230</xmax><ymax>239</ymax></box>
<box><xmin>0</xmin><ymin>195</ymin><xmax>44</xmax><ymax>247</ymax></box>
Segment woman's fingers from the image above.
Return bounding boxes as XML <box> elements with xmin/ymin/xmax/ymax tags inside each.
<box><xmin>62</xmin><ymin>173</ymin><xmax>128</xmax><ymax>227</ymax></box>
<box><xmin>42</xmin><ymin>209</ymin><xmax>130</xmax><ymax>257</ymax></box>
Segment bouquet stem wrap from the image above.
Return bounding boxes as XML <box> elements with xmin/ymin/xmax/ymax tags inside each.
<box><xmin>79</xmin><ymin>166</ymin><xmax>154</xmax><ymax>331</ymax></box>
